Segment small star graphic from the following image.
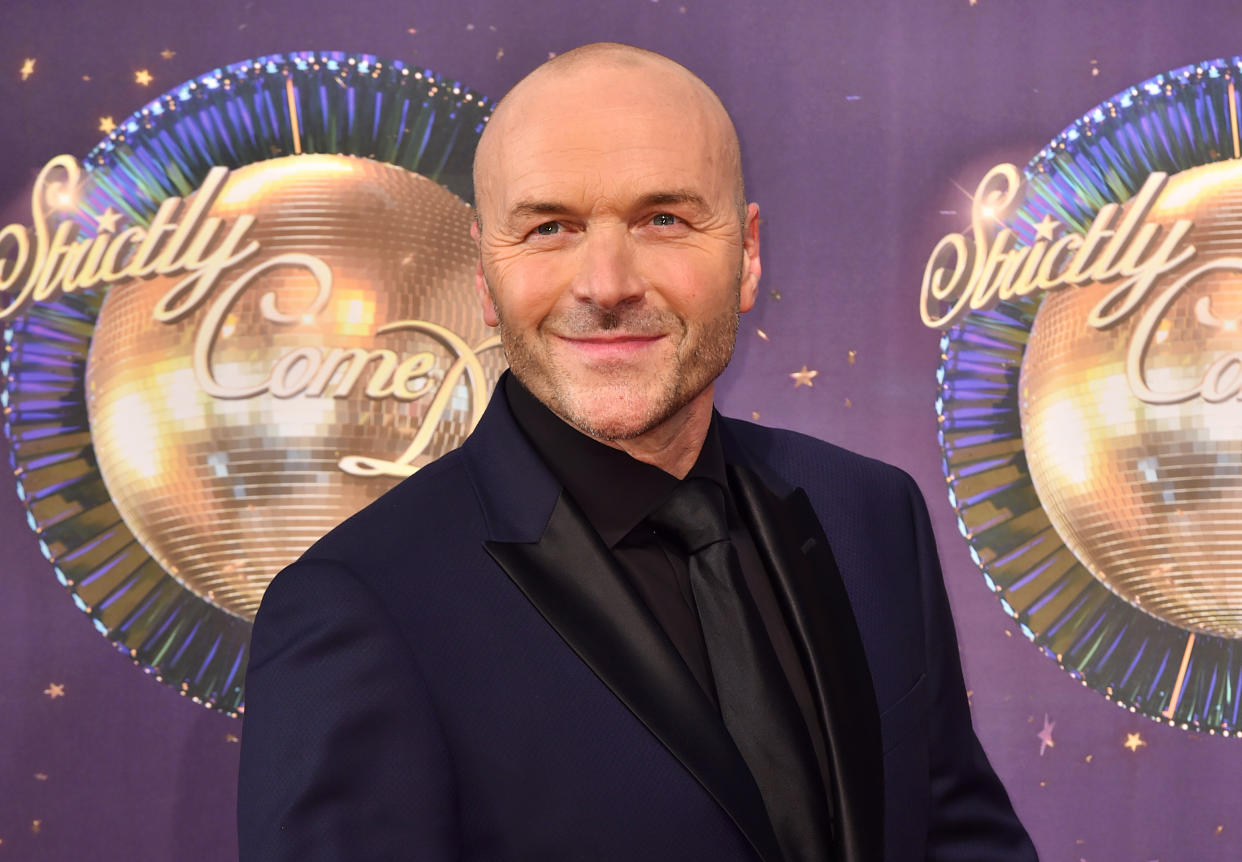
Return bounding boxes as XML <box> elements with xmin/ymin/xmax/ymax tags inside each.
<box><xmin>843</xmin><ymin>397</ymin><xmax>853</xmax><ymax>408</ymax></box>
<box><xmin>496</xmin><ymin>48</ymin><xmax>505</xmax><ymax>60</ymax></box>
<box><xmin>769</xmin><ymin>289</ymin><xmax>782</xmax><ymax>300</ymax></box>
<box><xmin>20</xmin><ymin>58</ymin><xmax>36</xmax><ymax>80</ymax></box>
<box><xmin>1216</xmin><ymin>825</ymin><xmax>1225</xmax><ymax>835</ymax></box>
<box><xmin>847</xmin><ymin>349</ymin><xmax>857</xmax><ymax>365</ymax></box>
<box><xmin>43</xmin><ymin>683</ymin><xmax>65</xmax><ymax>699</ymax></box>
<box><xmin>1034</xmin><ymin>214</ymin><xmax>1059</xmax><ymax>242</ymax></box>
<box><xmin>81</xmin><ymin>74</ymin><xmax>92</xmax><ymax>81</ymax></box>
<box><xmin>790</xmin><ymin>366</ymin><xmax>818</xmax><ymax>388</ymax></box>
<box><xmin>751</xmin><ymin>411</ymin><xmax>760</xmax><ymax>420</ymax></box>
<box><xmin>1084</xmin><ymin>754</ymin><xmax>1093</xmax><ymax>763</ymax></box>
<box><xmin>33</xmin><ymin>773</ymin><xmax>48</xmax><ymax>781</ymax></box>
<box><xmin>134</xmin><ymin>68</ymin><xmax>154</xmax><ymax>86</ymax></box>
<box><xmin>1037</xmin><ymin>714</ymin><xmax>1055</xmax><ymax>756</ymax></box>
<box><xmin>96</xmin><ymin>207</ymin><xmax>122</xmax><ymax>233</ymax></box>
<box><xmin>160</xmin><ymin>49</ymin><xmax>176</xmax><ymax>60</ymax></box>
<box><xmin>225</xmin><ymin>733</ymin><xmax>240</xmax><ymax>743</ymax></box>
<box><xmin>98</xmin><ymin>116</ymin><xmax>116</xmax><ymax>133</ymax></box>
<box><xmin>756</xmin><ymin>329</ymin><xmax>769</xmax><ymax>341</ymax></box>
<box><xmin>466</xmin><ymin>23</ymin><xmax>475</xmax><ymax>30</ymax></box>
<box><xmin>407</xmin><ymin>27</ymin><xmax>418</xmax><ymax>34</ymax></box>
<box><xmin>1123</xmin><ymin>731</ymin><xmax>1147</xmax><ymax>752</ymax></box>
<box><xmin>31</xmin><ymin>820</ymin><xmax>41</xmax><ymax>835</ymax></box>
<box><xmin>968</xmin><ymin>0</ymin><xmax>977</xmax><ymax>5</ymax></box>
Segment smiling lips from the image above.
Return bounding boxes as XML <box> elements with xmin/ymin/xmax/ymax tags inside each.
<box><xmin>555</xmin><ymin>332</ymin><xmax>667</xmax><ymax>362</ymax></box>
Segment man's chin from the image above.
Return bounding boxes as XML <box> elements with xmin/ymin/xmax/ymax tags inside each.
<box><xmin>550</xmin><ymin>388</ymin><xmax>677</xmax><ymax>443</ymax></box>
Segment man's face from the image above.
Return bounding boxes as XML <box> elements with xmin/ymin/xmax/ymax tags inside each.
<box><xmin>472</xmin><ymin>63</ymin><xmax>760</xmax><ymax>441</ymax></box>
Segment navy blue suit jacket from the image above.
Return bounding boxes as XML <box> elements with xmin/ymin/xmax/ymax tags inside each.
<box><xmin>238</xmin><ymin>384</ymin><xmax>1036</xmax><ymax>861</ymax></box>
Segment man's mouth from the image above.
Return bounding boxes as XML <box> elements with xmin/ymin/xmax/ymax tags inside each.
<box><xmin>554</xmin><ymin>332</ymin><xmax>666</xmax><ymax>360</ymax></box>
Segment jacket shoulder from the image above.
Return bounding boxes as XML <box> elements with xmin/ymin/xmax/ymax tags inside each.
<box><xmin>721</xmin><ymin>415</ymin><xmax>916</xmax><ymax>505</ymax></box>
<box><xmin>297</xmin><ymin>447</ymin><xmax>482</xmax><ymax>571</ymax></box>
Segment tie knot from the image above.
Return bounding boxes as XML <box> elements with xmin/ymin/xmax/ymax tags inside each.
<box><xmin>646</xmin><ymin>478</ymin><xmax>730</xmax><ymax>553</ymax></box>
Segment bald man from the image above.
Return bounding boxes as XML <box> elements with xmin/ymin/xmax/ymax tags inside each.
<box><xmin>238</xmin><ymin>43</ymin><xmax>1036</xmax><ymax>862</ymax></box>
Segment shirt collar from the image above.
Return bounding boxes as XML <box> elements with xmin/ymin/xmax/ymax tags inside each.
<box><xmin>504</xmin><ymin>372</ymin><xmax>728</xmax><ymax>547</ymax></box>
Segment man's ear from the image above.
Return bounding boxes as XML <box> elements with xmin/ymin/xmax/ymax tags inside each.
<box><xmin>471</xmin><ymin>220</ymin><xmax>500</xmax><ymax>327</ymax></box>
<box><xmin>739</xmin><ymin>202</ymin><xmax>761</xmax><ymax>314</ymax></box>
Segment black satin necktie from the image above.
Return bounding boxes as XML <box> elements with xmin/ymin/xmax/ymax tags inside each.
<box><xmin>647</xmin><ymin>478</ymin><xmax>834</xmax><ymax>861</ymax></box>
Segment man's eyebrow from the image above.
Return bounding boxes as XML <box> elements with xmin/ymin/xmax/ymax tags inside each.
<box><xmin>507</xmin><ymin>200</ymin><xmax>568</xmax><ymax>221</ymax></box>
<box><xmin>635</xmin><ymin>190</ymin><xmax>710</xmax><ymax>211</ymax></box>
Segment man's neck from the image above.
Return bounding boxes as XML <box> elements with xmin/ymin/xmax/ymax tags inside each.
<box><xmin>593</xmin><ymin>385</ymin><xmax>716</xmax><ymax>479</ymax></box>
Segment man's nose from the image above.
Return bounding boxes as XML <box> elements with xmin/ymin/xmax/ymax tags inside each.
<box><xmin>570</xmin><ymin>225</ymin><xmax>644</xmax><ymax>309</ymax></box>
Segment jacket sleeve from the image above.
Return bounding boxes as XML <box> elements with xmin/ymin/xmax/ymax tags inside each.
<box><xmin>906</xmin><ymin>475</ymin><xmax>1040</xmax><ymax>862</ymax></box>
<box><xmin>237</xmin><ymin>558</ymin><xmax>458</xmax><ymax>861</ymax></box>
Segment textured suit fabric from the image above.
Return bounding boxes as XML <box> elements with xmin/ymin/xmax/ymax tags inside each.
<box><xmin>237</xmin><ymin>384</ymin><xmax>1037</xmax><ymax>862</ymax></box>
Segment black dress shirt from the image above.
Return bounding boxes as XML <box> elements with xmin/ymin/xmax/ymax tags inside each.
<box><xmin>504</xmin><ymin>375</ymin><xmax>832</xmax><ymax>814</ymax></box>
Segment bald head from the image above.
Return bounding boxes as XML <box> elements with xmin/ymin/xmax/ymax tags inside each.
<box><xmin>472</xmin><ymin>42</ymin><xmax>745</xmax><ymax>227</ymax></box>
<box><xmin>466</xmin><ymin>42</ymin><xmax>763</xmax><ymax>464</ymax></box>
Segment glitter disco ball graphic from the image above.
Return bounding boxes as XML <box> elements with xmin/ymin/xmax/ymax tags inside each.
<box><xmin>1021</xmin><ymin>159</ymin><xmax>1242</xmax><ymax>640</ymax></box>
<box><xmin>1</xmin><ymin>52</ymin><xmax>496</xmax><ymax>713</ymax></box>
<box><xmin>85</xmin><ymin>154</ymin><xmax>502</xmax><ymax>620</ymax></box>
<box><xmin>935</xmin><ymin>58</ymin><xmax>1242</xmax><ymax>732</ymax></box>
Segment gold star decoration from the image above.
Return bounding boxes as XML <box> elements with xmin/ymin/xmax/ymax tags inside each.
<box><xmin>843</xmin><ymin>397</ymin><xmax>852</xmax><ymax>408</ymax></box>
<box><xmin>756</xmin><ymin>329</ymin><xmax>769</xmax><ymax>341</ymax></box>
<box><xmin>34</xmin><ymin>773</ymin><xmax>48</xmax><ymax>781</ymax></box>
<box><xmin>134</xmin><ymin>68</ymin><xmax>154</xmax><ymax>86</ymax></box>
<box><xmin>1123</xmin><ymin>731</ymin><xmax>1147</xmax><ymax>752</ymax></box>
<box><xmin>496</xmin><ymin>48</ymin><xmax>505</xmax><ymax>60</ymax></box>
<box><xmin>1084</xmin><ymin>754</ymin><xmax>1093</xmax><ymax>763</ymax></box>
<box><xmin>98</xmin><ymin>116</ymin><xmax>116</xmax><ymax>133</ymax></box>
<box><xmin>96</xmin><ymin>207</ymin><xmax>122</xmax><ymax>233</ymax></box>
<box><xmin>1037</xmin><ymin>714</ymin><xmax>1055</xmax><ymax>756</ymax></box>
<box><xmin>407</xmin><ymin>27</ymin><xmax>418</xmax><ymax>34</ymax></box>
<box><xmin>20</xmin><ymin>58</ymin><xmax>36</xmax><ymax>80</ymax></box>
<box><xmin>1034</xmin><ymin>214</ymin><xmax>1059</xmax><ymax>242</ymax></box>
<box><xmin>790</xmin><ymin>366</ymin><xmax>818</xmax><ymax>388</ymax></box>
<box><xmin>846</xmin><ymin>349</ymin><xmax>857</xmax><ymax>365</ymax></box>
<box><xmin>82</xmin><ymin>74</ymin><xmax>92</xmax><ymax>81</ymax></box>
<box><xmin>769</xmin><ymin>289</ymin><xmax>781</xmax><ymax>300</ymax></box>
<box><xmin>160</xmin><ymin>48</ymin><xmax>176</xmax><ymax>60</ymax></box>
<box><xmin>43</xmin><ymin>683</ymin><xmax>65</xmax><ymax>699</ymax></box>
<box><xmin>31</xmin><ymin>820</ymin><xmax>41</xmax><ymax>835</ymax></box>
<box><xmin>751</xmin><ymin>411</ymin><xmax>760</xmax><ymax>420</ymax></box>
<box><xmin>226</xmin><ymin>733</ymin><xmax>240</xmax><ymax>743</ymax></box>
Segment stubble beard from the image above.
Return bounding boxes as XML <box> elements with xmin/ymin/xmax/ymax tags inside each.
<box><xmin>491</xmin><ymin>287</ymin><xmax>741</xmax><ymax>442</ymax></box>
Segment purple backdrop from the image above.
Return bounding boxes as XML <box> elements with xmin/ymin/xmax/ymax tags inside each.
<box><xmin>2</xmin><ymin>1</ymin><xmax>1239</xmax><ymax>858</ymax></box>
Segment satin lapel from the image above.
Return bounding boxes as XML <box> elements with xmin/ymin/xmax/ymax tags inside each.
<box><xmin>484</xmin><ymin>492</ymin><xmax>782</xmax><ymax>862</ymax></box>
<box><xmin>729</xmin><ymin>464</ymin><xmax>885</xmax><ymax>862</ymax></box>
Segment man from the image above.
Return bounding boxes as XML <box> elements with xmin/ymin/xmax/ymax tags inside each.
<box><xmin>238</xmin><ymin>43</ymin><xmax>1037</xmax><ymax>861</ymax></box>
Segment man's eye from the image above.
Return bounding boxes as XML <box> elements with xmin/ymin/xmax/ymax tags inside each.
<box><xmin>534</xmin><ymin>222</ymin><xmax>560</xmax><ymax>236</ymax></box>
<box><xmin>651</xmin><ymin>213</ymin><xmax>679</xmax><ymax>226</ymax></box>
